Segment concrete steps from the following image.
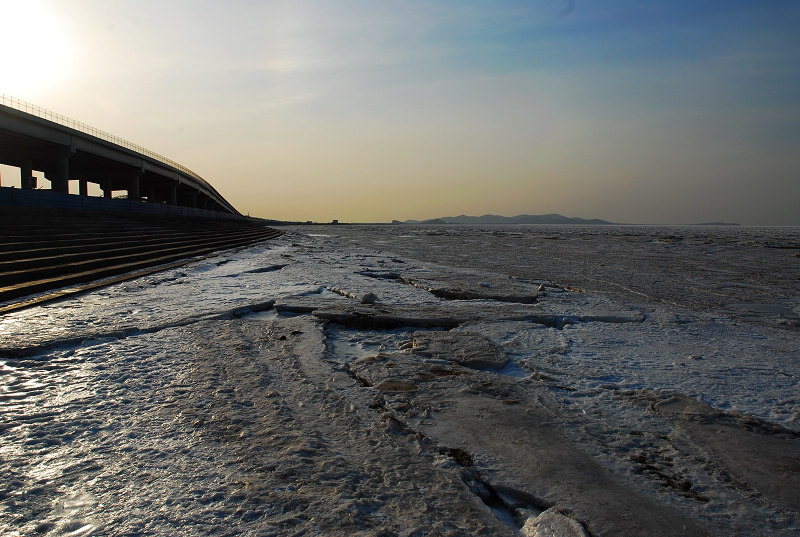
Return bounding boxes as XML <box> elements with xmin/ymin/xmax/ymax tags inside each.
<box><xmin>0</xmin><ymin>209</ymin><xmax>283</xmax><ymax>310</ymax></box>
<box><xmin>0</xmin><ymin>227</ymin><xmax>277</xmax><ymax>277</ymax></box>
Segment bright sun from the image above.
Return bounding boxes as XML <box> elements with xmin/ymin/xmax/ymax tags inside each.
<box><xmin>0</xmin><ymin>1</ymin><xmax>73</xmax><ymax>98</ymax></box>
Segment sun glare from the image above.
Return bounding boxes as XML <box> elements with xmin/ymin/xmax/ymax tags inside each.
<box><xmin>0</xmin><ymin>1</ymin><xmax>73</xmax><ymax>98</ymax></box>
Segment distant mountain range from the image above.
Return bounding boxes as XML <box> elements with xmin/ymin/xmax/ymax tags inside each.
<box><xmin>394</xmin><ymin>213</ymin><xmax>616</xmax><ymax>225</ymax></box>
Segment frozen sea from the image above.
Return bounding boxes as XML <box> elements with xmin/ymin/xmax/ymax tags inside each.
<box><xmin>1</xmin><ymin>224</ymin><xmax>798</xmax><ymax>536</ymax></box>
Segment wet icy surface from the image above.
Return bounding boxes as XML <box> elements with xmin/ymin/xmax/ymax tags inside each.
<box><xmin>1</xmin><ymin>225</ymin><xmax>799</xmax><ymax>536</ymax></box>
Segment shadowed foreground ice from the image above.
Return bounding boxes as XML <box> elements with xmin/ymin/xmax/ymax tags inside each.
<box><xmin>1</xmin><ymin>225</ymin><xmax>798</xmax><ymax>536</ymax></box>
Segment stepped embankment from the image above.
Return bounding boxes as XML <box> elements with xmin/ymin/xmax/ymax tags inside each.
<box><xmin>0</xmin><ymin>208</ymin><xmax>282</xmax><ymax>312</ymax></box>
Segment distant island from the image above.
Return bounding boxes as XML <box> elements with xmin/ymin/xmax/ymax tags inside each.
<box><xmin>393</xmin><ymin>213</ymin><xmax>616</xmax><ymax>225</ymax></box>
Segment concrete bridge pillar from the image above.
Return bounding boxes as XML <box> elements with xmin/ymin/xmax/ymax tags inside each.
<box><xmin>128</xmin><ymin>172</ymin><xmax>140</xmax><ymax>201</ymax></box>
<box><xmin>79</xmin><ymin>179</ymin><xmax>88</xmax><ymax>196</ymax></box>
<box><xmin>56</xmin><ymin>154</ymin><xmax>69</xmax><ymax>193</ymax></box>
<box><xmin>46</xmin><ymin>154</ymin><xmax>69</xmax><ymax>193</ymax></box>
<box><xmin>20</xmin><ymin>160</ymin><xmax>34</xmax><ymax>190</ymax></box>
<box><xmin>169</xmin><ymin>183</ymin><xmax>177</xmax><ymax>205</ymax></box>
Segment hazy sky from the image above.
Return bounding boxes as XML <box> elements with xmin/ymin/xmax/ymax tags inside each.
<box><xmin>1</xmin><ymin>0</ymin><xmax>798</xmax><ymax>224</ymax></box>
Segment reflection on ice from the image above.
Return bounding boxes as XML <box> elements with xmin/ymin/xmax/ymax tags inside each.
<box><xmin>324</xmin><ymin>326</ymin><xmax>412</xmax><ymax>367</ymax></box>
<box><xmin>497</xmin><ymin>359</ymin><xmax>530</xmax><ymax>379</ymax></box>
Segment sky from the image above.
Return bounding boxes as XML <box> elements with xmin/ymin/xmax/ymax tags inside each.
<box><xmin>1</xmin><ymin>0</ymin><xmax>798</xmax><ymax>225</ymax></box>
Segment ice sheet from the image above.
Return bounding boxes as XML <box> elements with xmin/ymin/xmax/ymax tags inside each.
<box><xmin>1</xmin><ymin>225</ymin><xmax>798</xmax><ymax>536</ymax></box>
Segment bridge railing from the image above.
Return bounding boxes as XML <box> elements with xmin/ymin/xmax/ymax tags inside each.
<box><xmin>0</xmin><ymin>93</ymin><xmax>217</xmax><ymax>194</ymax></box>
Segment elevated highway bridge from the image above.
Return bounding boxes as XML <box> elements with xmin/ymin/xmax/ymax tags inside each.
<box><xmin>0</xmin><ymin>96</ymin><xmax>285</xmax><ymax>311</ymax></box>
<box><xmin>0</xmin><ymin>94</ymin><xmax>238</xmax><ymax>215</ymax></box>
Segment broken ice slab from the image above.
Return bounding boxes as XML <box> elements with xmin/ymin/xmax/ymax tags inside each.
<box><xmin>310</xmin><ymin>302</ymin><xmax>645</xmax><ymax>333</ymax></box>
<box><xmin>408</xmin><ymin>331</ymin><xmax>510</xmax><ymax>370</ymax></box>
<box><xmin>325</xmin><ymin>285</ymin><xmax>380</xmax><ymax>304</ymax></box>
<box><xmin>313</xmin><ymin>304</ymin><xmax>466</xmax><ymax>329</ymax></box>
<box><xmin>312</xmin><ymin>302</ymin><xmax>563</xmax><ymax>329</ymax></box>
<box><xmin>651</xmin><ymin>392</ymin><xmax>800</xmax><ymax>513</ymax></box>
<box><xmin>521</xmin><ymin>508</ymin><xmax>589</xmax><ymax>537</ymax></box>
<box><xmin>356</xmin><ymin>260</ymin><xmax>547</xmax><ymax>303</ymax></box>
<box><xmin>274</xmin><ymin>292</ymin><xmax>351</xmax><ymax>314</ymax></box>
<box><xmin>348</xmin><ymin>344</ymin><xmax>709</xmax><ymax>537</ymax></box>
<box><xmin>400</xmin><ymin>273</ymin><xmax>543</xmax><ymax>303</ymax></box>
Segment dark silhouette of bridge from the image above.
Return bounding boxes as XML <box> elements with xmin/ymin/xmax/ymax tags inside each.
<box><xmin>0</xmin><ymin>96</ymin><xmax>285</xmax><ymax>311</ymax></box>
<box><xmin>0</xmin><ymin>94</ymin><xmax>237</xmax><ymax>215</ymax></box>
